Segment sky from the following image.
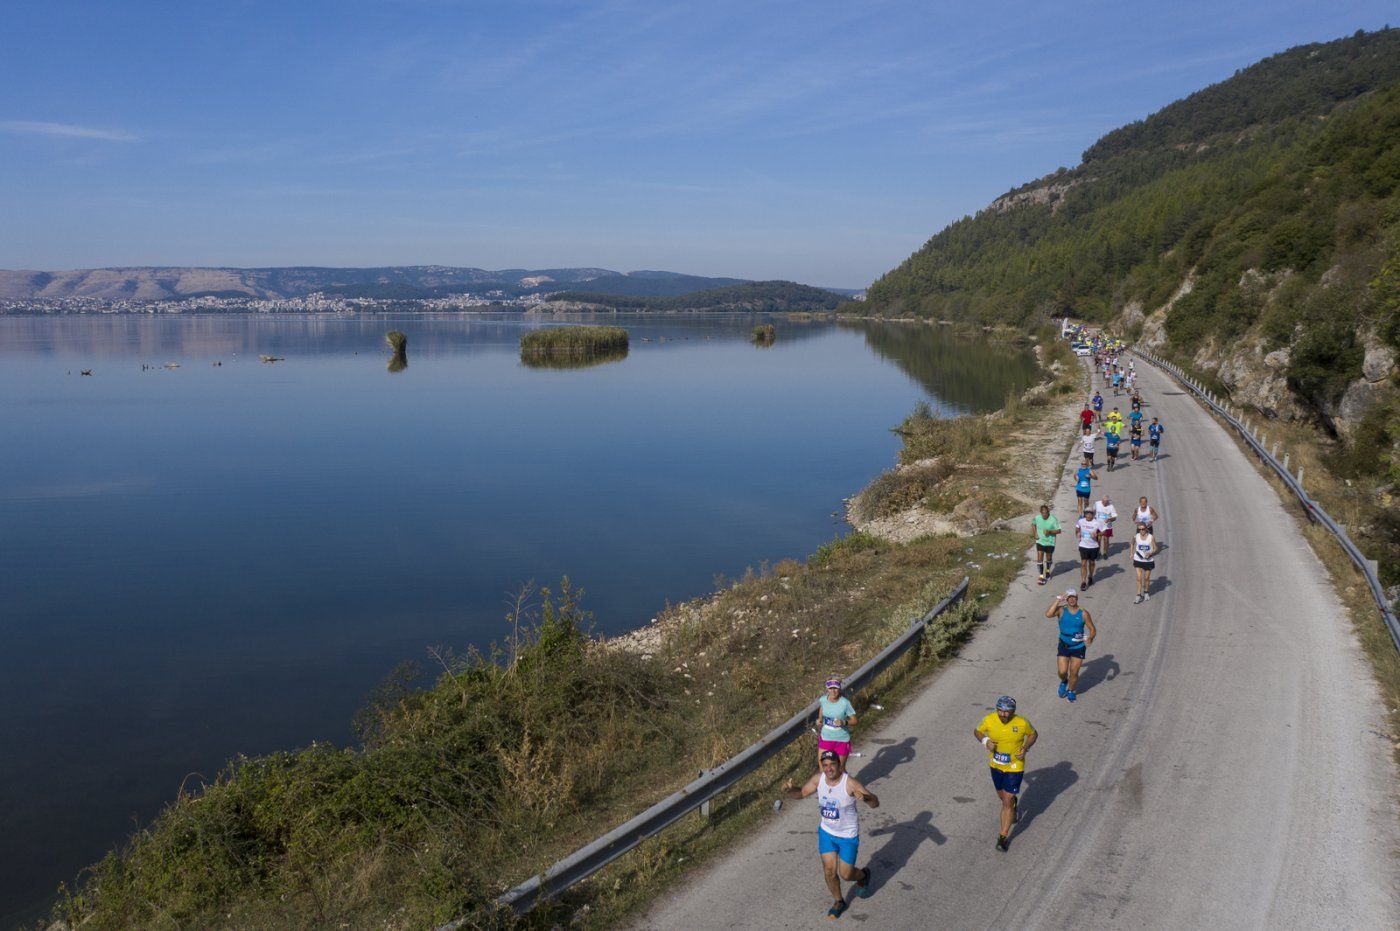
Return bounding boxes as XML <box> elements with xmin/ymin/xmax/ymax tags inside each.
<box><xmin>0</xmin><ymin>1</ymin><xmax>1394</xmax><ymax>288</ymax></box>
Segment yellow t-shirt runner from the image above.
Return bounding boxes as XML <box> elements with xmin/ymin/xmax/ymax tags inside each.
<box><xmin>978</xmin><ymin>712</ymin><xmax>1036</xmax><ymax>773</ymax></box>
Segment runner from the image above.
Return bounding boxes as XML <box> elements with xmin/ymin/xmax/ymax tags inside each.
<box><xmin>1091</xmin><ymin>389</ymin><xmax>1104</xmax><ymax>424</ymax></box>
<box><xmin>1133</xmin><ymin>496</ymin><xmax>1159</xmax><ymax>533</ymax></box>
<box><xmin>782</xmin><ymin>751</ymin><xmax>879</xmax><ymax>918</ymax></box>
<box><xmin>1127</xmin><ymin>406</ymin><xmax>1144</xmax><ymax>435</ymax></box>
<box><xmin>1130</xmin><ymin>390</ymin><xmax>1143</xmax><ymax>413</ymax></box>
<box><xmin>972</xmin><ymin>696</ymin><xmax>1038</xmax><ymax>851</ymax></box>
<box><xmin>1105</xmin><ymin>407</ymin><xmax>1124</xmax><ymax>437</ymax></box>
<box><xmin>1074</xmin><ymin>463</ymin><xmax>1098</xmax><ymax>514</ymax></box>
<box><xmin>1104</xmin><ymin>426</ymin><xmax>1122</xmax><ymax>471</ymax></box>
<box><xmin>817</xmin><ymin>678</ymin><xmax>857</xmax><ymax>767</ymax></box>
<box><xmin>1111</xmin><ymin>368</ymin><xmax>1123</xmax><ymax>396</ymax></box>
<box><xmin>1046</xmin><ymin>591</ymin><xmax>1096</xmax><ymax>701</ymax></box>
<box><xmin>1079</xmin><ymin>402</ymin><xmax>1094</xmax><ymax>432</ymax></box>
<box><xmin>1031</xmin><ymin>504</ymin><xmax>1061</xmax><ymax>585</ymax></box>
<box><xmin>1132</xmin><ymin>522</ymin><xmax>1160</xmax><ymax>604</ymax></box>
<box><xmin>1078</xmin><ymin>424</ymin><xmax>1100</xmax><ymax>468</ymax></box>
<box><xmin>1074</xmin><ymin>506</ymin><xmax>1103</xmax><ymax>590</ymax></box>
<box><xmin>1094</xmin><ymin>494</ymin><xmax>1118</xmax><ymax>560</ymax></box>
<box><xmin>1148</xmin><ymin>417</ymin><xmax>1165</xmax><ymax>461</ymax></box>
<box><xmin>1129</xmin><ymin>422</ymin><xmax>1144</xmax><ymax>460</ymax></box>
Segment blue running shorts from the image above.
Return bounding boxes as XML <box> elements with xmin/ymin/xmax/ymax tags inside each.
<box><xmin>817</xmin><ymin>826</ymin><xmax>860</xmax><ymax>865</ymax></box>
<box><xmin>989</xmin><ymin>768</ymin><xmax>1024</xmax><ymax>794</ymax></box>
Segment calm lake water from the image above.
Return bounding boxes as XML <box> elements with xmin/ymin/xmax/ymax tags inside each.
<box><xmin>0</xmin><ymin>313</ymin><xmax>1036</xmax><ymax>924</ymax></box>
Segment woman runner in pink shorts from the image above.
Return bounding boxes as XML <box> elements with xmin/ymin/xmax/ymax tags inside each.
<box><xmin>818</xmin><ymin>677</ymin><xmax>858</xmax><ymax>766</ymax></box>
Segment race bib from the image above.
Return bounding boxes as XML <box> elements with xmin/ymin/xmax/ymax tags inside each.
<box><xmin>992</xmin><ymin>752</ymin><xmax>1012</xmax><ymax>766</ymax></box>
<box><xmin>820</xmin><ymin>800</ymin><xmax>840</xmax><ymax>820</ymax></box>
<box><xmin>1073</xmin><ymin>631</ymin><xmax>1086</xmax><ymax>642</ymax></box>
<box><xmin>822</xmin><ymin>715</ymin><xmax>838</xmax><ymax>728</ymax></box>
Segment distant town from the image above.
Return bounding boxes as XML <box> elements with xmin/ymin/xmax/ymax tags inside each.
<box><xmin>0</xmin><ymin>290</ymin><xmax>558</xmax><ymax>316</ymax></box>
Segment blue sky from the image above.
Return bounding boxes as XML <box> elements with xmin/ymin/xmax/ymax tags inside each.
<box><xmin>1</xmin><ymin>2</ymin><xmax>1394</xmax><ymax>287</ymax></box>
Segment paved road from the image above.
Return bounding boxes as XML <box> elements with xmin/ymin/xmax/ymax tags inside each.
<box><xmin>636</xmin><ymin>359</ymin><xmax>1398</xmax><ymax>929</ymax></box>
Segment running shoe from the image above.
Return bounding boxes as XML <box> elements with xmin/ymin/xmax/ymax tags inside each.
<box><xmin>1037</xmin><ymin>575</ymin><xmax>1046</xmax><ymax>585</ymax></box>
<box><xmin>1144</xmin><ymin>592</ymin><xmax>1152</xmax><ymax>601</ymax></box>
<box><xmin>1080</xmin><ymin>583</ymin><xmax>1088</xmax><ymax>592</ymax></box>
<box><xmin>1134</xmin><ymin>594</ymin><xmax>1143</xmax><ymax>605</ymax></box>
<box><xmin>996</xmin><ymin>834</ymin><xmax>1010</xmax><ymax>852</ymax></box>
<box><xmin>828</xmin><ymin>899</ymin><xmax>848</xmax><ymax>919</ymax></box>
<box><xmin>1065</xmin><ymin>690</ymin><xmax>1077</xmax><ymax>702</ymax></box>
<box><xmin>1058</xmin><ymin>680</ymin><xmax>1068</xmax><ymax>698</ymax></box>
<box><xmin>855</xmin><ymin>867</ymin><xmax>872</xmax><ymax>897</ymax></box>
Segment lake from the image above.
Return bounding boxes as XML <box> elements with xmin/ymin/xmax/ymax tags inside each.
<box><xmin>0</xmin><ymin>312</ymin><xmax>1036</xmax><ymax>924</ymax></box>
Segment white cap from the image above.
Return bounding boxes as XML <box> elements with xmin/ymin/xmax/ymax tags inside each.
<box><xmin>1065</xmin><ymin>589</ymin><xmax>1079</xmax><ymax>597</ymax></box>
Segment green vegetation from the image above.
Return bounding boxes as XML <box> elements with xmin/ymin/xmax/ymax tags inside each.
<box><xmin>545</xmin><ymin>280</ymin><xmax>842</xmax><ymax>313</ymax></box>
<box><xmin>520</xmin><ymin>325</ymin><xmax>630</xmax><ymax>358</ymax></box>
<box><xmin>751</xmin><ymin>323</ymin><xmax>776</xmax><ymax>344</ymax></box>
<box><xmin>386</xmin><ymin>330</ymin><xmax>408</xmax><ymax>372</ymax></box>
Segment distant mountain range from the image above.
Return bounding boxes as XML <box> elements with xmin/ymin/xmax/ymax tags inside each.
<box><xmin>0</xmin><ymin>266</ymin><xmax>860</xmax><ymax>302</ymax></box>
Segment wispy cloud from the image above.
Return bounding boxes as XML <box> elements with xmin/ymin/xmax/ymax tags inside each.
<box><xmin>0</xmin><ymin>120</ymin><xmax>139</xmax><ymax>142</ymax></box>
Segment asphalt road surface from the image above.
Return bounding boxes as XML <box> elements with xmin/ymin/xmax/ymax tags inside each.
<box><xmin>636</xmin><ymin>359</ymin><xmax>1398</xmax><ymax>930</ymax></box>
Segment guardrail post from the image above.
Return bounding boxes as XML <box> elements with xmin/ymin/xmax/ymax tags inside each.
<box><xmin>1283</xmin><ymin>453</ymin><xmax>1290</xmax><ymax>471</ymax></box>
<box><xmin>1272</xmin><ymin>442</ymin><xmax>1279</xmax><ymax>458</ymax></box>
<box><xmin>1297</xmin><ymin>466</ymin><xmax>1304</xmax><ymax>488</ymax></box>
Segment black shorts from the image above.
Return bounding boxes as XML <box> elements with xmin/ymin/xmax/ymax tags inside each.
<box><xmin>1133</xmin><ymin>559</ymin><xmax>1155</xmax><ymax>570</ymax></box>
<box><xmin>1150</xmin><ymin>440</ymin><xmax>1160</xmax><ymax>448</ymax></box>
<box><xmin>1078</xmin><ymin>546</ymin><xmax>1099</xmax><ymax>561</ymax></box>
<box><xmin>1057</xmin><ymin>640</ymin><xmax>1087</xmax><ymax>659</ymax></box>
<box><xmin>1036</xmin><ymin>543</ymin><xmax>1055</xmax><ymax>555</ymax></box>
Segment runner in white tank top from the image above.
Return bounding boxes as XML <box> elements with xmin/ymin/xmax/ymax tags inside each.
<box><xmin>783</xmin><ymin>750</ymin><xmax>880</xmax><ymax>918</ymax></box>
<box><xmin>1134</xmin><ymin>497</ymin><xmax>1159</xmax><ymax>532</ymax></box>
<box><xmin>1132</xmin><ymin>522</ymin><xmax>1159</xmax><ymax>604</ymax></box>
<box><xmin>817</xmin><ymin>772</ymin><xmax>859</xmax><ymax>838</ymax></box>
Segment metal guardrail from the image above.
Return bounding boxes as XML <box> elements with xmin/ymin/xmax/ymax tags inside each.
<box><xmin>450</xmin><ymin>576</ymin><xmax>970</xmax><ymax>925</ymax></box>
<box><xmin>1132</xmin><ymin>348</ymin><xmax>1400</xmax><ymax>652</ymax></box>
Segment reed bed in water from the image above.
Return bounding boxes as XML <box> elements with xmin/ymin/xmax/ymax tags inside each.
<box><xmin>520</xmin><ymin>326</ymin><xmax>629</xmax><ymax>357</ymax></box>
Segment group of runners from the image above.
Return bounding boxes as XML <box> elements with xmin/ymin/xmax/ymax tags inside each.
<box><xmin>785</xmin><ymin>333</ymin><xmax>1170</xmax><ymax>919</ymax></box>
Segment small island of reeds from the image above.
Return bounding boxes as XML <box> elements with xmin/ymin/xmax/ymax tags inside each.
<box><xmin>520</xmin><ymin>325</ymin><xmax>629</xmax><ymax>360</ymax></box>
<box><xmin>752</xmin><ymin>323</ymin><xmax>776</xmax><ymax>345</ymax></box>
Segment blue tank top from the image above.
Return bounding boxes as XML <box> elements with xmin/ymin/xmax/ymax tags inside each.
<box><xmin>1058</xmin><ymin>606</ymin><xmax>1087</xmax><ymax>645</ymax></box>
<box><xmin>1076</xmin><ymin>468</ymin><xmax>1092</xmax><ymax>494</ymax></box>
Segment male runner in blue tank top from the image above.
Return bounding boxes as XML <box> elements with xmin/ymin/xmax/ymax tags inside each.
<box><xmin>1046</xmin><ymin>591</ymin><xmax>1097</xmax><ymax>702</ymax></box>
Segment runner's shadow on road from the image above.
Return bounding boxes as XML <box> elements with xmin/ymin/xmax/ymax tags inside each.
<box><xmin>854</xmin><ymin>736</ymin><xmax>917</xmax><ymax>785</ymax></box>
<box><xmin>1075</xmin><ymin>653</ymin><xmax>1120</xmax><ymax>694</ymax></box>
<box><xmin>1017</xmin><ymin>761</ymin><xmax>1080</xmax><ymax>834</ymax></box>
<box><xmin>1093</xmin><ymin>563</ymin><xmax>1124</xmax><ymax>582</ymax></box>
<box><xmin>1147</xmin><ymin>576</ymin><xmax>1173</xmax><ymax>596</ymax></box>
<box><xmin>864</xmin><ymin>810</ymin><xmax>946</xmax><ymax>896</ymax></box>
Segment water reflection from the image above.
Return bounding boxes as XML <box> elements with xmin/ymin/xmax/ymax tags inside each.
<box><xmin>520</xmin><ymin>346</ymin><xmax>628</xmax><ymax>370</ymax></box>
<box><xmin>846</xmin><ymin>321</ymin><xmax>1039</xmax><ymax>412</ymax></box>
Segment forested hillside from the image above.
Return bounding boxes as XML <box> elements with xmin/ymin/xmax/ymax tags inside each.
<box><xmin>544</xmin><ymin>280</ymin><xmax>843</xmax><ymax>312</ymax></box>
<box><xmin>854</xmin><ymin>27</ymin><xmax>1400</xmax><ymax>583</ymax></box>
